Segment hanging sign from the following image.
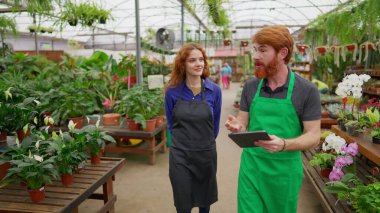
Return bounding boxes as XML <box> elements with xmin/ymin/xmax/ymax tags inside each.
<box><xmin>148</xmin><ymin>75</ymin><xmax>164</xmax><ymax>89</ymax></box>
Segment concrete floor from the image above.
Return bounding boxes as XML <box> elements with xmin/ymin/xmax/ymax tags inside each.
<box><xmin>80</xmin><ymin>82</ymin><xmax>324</xmax><ymax>213</ymax></box>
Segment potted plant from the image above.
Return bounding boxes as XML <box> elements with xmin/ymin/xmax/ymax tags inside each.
<box><xmin>344</xmin><ymin>120</ymin><xmax>360</xmax><ymax>136</ymax></box>
<box><xmin>325</xmin><ymin>173</ymin><xmax>380</xmax><ymax>212</ymax></box>
<box><xmin>48</xmin><ymin>126</ymin><xmax>87</xmax><ymax>185</ymax></box>
<box><xmin>27</xmin><ymin>25</ymin><xmax>37</xmax><ymax>33</ymax></box>
<box><xmin>120</xmin><ymin>85</ymin><xmax>158</xmax><ymax>132</ymax></box>
<box><xmin>78</xmin><ymin>122</ymin><xmax>116</xmax><ymax>164</ymax></box>
<box><xmin>370</xmin><ymin>123</ymin><xmax>380</xmax><ymax>144</ymax></box>
<box><xmin>309</xmin><ymin>153</ymin><xmax>336</xmax><ymax>178</ymax></box>
<box><xmin>4</xmin><ymin>139</ymin><xmax>59</xmax><ymax>203</ymax></box>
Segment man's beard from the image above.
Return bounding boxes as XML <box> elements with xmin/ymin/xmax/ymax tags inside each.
<box><xmin>254</xmin><ymin>58</ymin><xmax>279</xmax><ymax>79</ymax></box>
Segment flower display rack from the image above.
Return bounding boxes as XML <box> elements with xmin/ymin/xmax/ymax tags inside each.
<box><xmin>0</xmin><ymin>157</ymin><xmax>125</xmax><ymax>212</ymax></box>
<box><xmin>302</xmin><ymin>146</ymin><xmax>379</xmax><ymax>213</ymax></box>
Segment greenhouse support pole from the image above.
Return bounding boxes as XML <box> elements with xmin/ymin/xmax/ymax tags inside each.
<box><xmin>33</xmin><ymin>14</ymin><xmax>39</xmax><ymax>56</ymax></box>
<box><xmin>135</xmin><ymin>0</ymin><xmax>143</xmax><ymax>85</ymax></box>
<box><xmin>181</xmin><ymin>3</ymin><xmax>184</xmax><ymax>45</ymax></box>
<box><xmin>92</xmin><ymin>27</ymin><xmax>95</xmax><ymax>52</ymax></box>
<box><xmin>1</xmin><ymin>34</ymin><xmax>5</xmax><ymax>57</ymax></box>
<box><xmin>198</xmin><ymin>23</ymin><xmax>201</xmax><ymax>42</ymax></box>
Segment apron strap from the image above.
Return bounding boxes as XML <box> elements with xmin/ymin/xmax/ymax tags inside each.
<box><xmin>286</xmin><ymin>72</ymin><xmax>295</xmax><ymax>101</ymax></box>
<box><xmin>201</xmin><ymin>79</ymin><xmax>205</xmax><ymax>101</ymax></box>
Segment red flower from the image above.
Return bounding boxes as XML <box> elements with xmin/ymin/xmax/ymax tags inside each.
<box><xmin>342</xmin><ymin>97</ymin><xmax>348</xmax><ymax>110</ymax></box>
<box><xmin>113</xmin><ymin>75</ymin><xmax>119</xmax><ymax>81</ymax></box>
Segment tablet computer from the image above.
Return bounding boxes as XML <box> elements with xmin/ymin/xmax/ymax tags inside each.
<box><xmin>228</xmin><ymin>130</ymin><xmax>270</xmax><ymax>148</ymax></box>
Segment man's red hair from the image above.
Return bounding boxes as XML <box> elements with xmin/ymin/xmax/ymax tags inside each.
<box><xmin>252</xmin><ymin>26</ymin><xmax>294</xmax><ymax>64</ymax></box>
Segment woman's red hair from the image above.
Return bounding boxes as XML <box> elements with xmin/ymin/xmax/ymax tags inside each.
<box><xmin>252</xmin><ymin>26</ymin><xmax>294</xmax><ymax>64</ymax></box>
<box><xmin>167</xmin><ymin>43</ymin><xmax>210</xmax><ymax>88</ymax></box>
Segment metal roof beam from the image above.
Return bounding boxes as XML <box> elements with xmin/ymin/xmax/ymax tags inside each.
<box><xmin>236</xmin><ymin>24</ymin><xmax>305</xmax><ymax>29</ymax></box>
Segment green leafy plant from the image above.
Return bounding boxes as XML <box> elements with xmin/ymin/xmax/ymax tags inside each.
<box><xmin>77</xmin><ymin>124</ymin><xmax>116</xmax><ymax>155</ymax></box>
<box><xmin>325</xmin><ymin>173</ymin><xmax>380</xmax><ymax>213</ymax></box>
<box><xmin>309</xmin><ymin>153</ymin><xmax>336</xmax><ymax>169</ymax></box>
<box><xmin>48</xmin><ymin>131</ymin><xmax>87</xmax><ymax>175</ymax></box>
<box><xmin>2</xmin><ymin>139</ymin><xmax>59</xmax><ymax>190</ymax></box>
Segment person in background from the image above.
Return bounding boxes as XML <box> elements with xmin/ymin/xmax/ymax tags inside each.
<box><xmin>220</xmin><ymin>64</ymin><xmax>230</xmax><ymax>89</ymax></box>
<box><xmin>312</xmin><ymin>79</ymin><xmax>329</xmax><ymax>94</ymax></box>
<box><xmin>224</xmin><ymin>62</ymin><xmax>232</xmax><ymax>88</ymax></box>
<box><xmin>225</xmin><ymin>26</ymin><xmax>321</xmax><ymax>213</ymax></box>
<box><xmin>164</xmin><ymin>43</ymin><xmax>222</xmax><ymax>213</ymax></box>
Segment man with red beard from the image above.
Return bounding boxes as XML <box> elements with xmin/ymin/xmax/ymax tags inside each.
<box><xmin>225</xmin><ymin>26</ymin><xmax>321</xmax><ymax>213</ymax></box>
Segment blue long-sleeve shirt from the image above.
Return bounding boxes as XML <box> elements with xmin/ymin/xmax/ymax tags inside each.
<box><xmin>164</xmin><ymin>79</ymin><xmax>222</xmax><ymax>139</ymax></box>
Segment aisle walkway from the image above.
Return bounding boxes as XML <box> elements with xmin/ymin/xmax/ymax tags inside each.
<box><xmin>80</xmin><ymin>82</ymin><xmax>324</xmax><ymax>213</ymax></box>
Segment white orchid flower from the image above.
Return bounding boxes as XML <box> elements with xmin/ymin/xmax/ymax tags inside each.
<box><xmin>68</xmin><ymin>120</ymin><xmax>76</xmax><ymax>132</ymax></box>
<box><xmin>33</xmin><ymin>100</ymin><xmax>41</xmax><ymax>105</ymax></box>
<box><xmin>45</xmin><ymin>126</ymin><xmax>50</xmax><ymax>134</ymax></box>
<box><xmin>86</xmin><ymin>116</ymin><xmax>90</xmax><ymax>124</ymax></box>
<box><xmin>33</xmin><ymin>155</ymin><xmax>43</xmax><ymax>162</ymax></box>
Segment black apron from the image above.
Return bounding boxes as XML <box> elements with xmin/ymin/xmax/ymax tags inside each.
<box><xmin>169</xmin><ymin>80</ymin><xmax>218</xmax><ymax>212</ymax></box>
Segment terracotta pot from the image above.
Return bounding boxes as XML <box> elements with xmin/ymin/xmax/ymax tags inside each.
<box><xmin>155</xmin><ymin>116</ymin><xmax>164</xmax><ymax>128</ymax></box>
<box><xmin>28</xmin><ymin>186</ymin><xmax>45</xmax><ymax>203</ymax></box>
<box><xmin>16</xmin><ymin>128</ymin><xmax>30</xmax><ymax>142</ymax></box>
<box><xmin>61</xmin><ymin>173</ymin><xmax>74</xmax><ymax>186</ymax></box>
<box><xmin>102</xmin><ymin>113</ymin><xmax>121</xmax><ymax>126</ymax></box>
<box><xmin>320</xmin><ymin>168</ymin><xmax>333</xmax><ymax>178</ymax></box>
<box><xmin>91</xmin><ymin>150</ymin><xmax>103</xmax><ymax>164</ymax></box>
<box><xmin>0</xmin><ymin>131</ymin><xmax>7</xmax><ymax>142</ymax></box>
<box><xmin>127</xmin><ymin>119</ymin><xmax>141</xmax><ymax>131</ymax></box>
<box><xmin>144</xmin><ymin>118</ymin><xmax>157</xmax><ymax>133</ymax></box>
<box><xmin>0</xmin><ymin>162</ymin><xmax>11</xmax><ymax>180</ymax></box>
<box><xmin>224</xmin><ymin>39</ymin><xmax>231</xmax><ymax>46</ymax></box>
<box><xmin>321</xmin><ymin>113</ymin><xmax>329</xmax><ymax>118</ymax></box>
<box><xmin>68</xmin><ymin>117</ymin><xmax>84</xmax><ymax>129</ymax></box>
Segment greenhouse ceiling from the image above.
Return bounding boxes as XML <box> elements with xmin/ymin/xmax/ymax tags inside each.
<box><xmin>0</xmin><ymin>0</ymin><xmax>350</xmax><ymax>44</ymax></box>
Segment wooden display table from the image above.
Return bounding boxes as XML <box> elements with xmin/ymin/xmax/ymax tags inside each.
<box><xmin>0</xmin><ymin>157</ymin><xmax>125</xmax><ymax>213</ymax></box>
<box><xmin>321</xmin><ymin>117</ymin><xmax>337</xmax><ymax>129</ymax></box>
<box><xmin>302</xmin><ymin>147</ymin><xmax>379</xmax><ymax>213</ymax></box>
<box><xmin>331</xmin><ymin>125</ymin><xmax>380</xmax><ymax>166</ymax></box>
<box><xmin>103</xmin><ymin>122</ymin><xmax>167</xmax><ymax>165</ymax></box>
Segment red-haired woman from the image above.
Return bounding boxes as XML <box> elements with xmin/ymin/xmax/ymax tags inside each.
<box><xmin>164</xmin><ymin>43</ymin><xmax>222</xmax><ymax>213</ymax></box>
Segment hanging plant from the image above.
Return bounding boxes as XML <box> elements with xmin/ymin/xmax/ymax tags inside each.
<box><xmin>345</xmin><ymin>43</ymin><xmax>358</xmax><ymax>61</ymax></box>
<box><xmin>0</xmin><ymin>16</ymin><xmax>17</xmax><ymax>36</ymax></box>
<box><xmin>316</xmin><ymin>46</ymin><xmax>328</xmax><ymax>55</ymax></box>
<box><xmin>240</xmin><ymin>41</ymin><xmax>249</xmax><ymax>47</ymax></box>
<box><xmin>359</xmin><ymin>41</ymin><xmax>377</xmax><ymax>62</ymax></box>
<box><xmin>296</xmin><ymin>44</ymin><xmax>309</xmax><ymax>53</ymax></box>
<box><xmin>224</xmin><ymin>39</ymin><xmax>231</xmax><ymax>46</ymax></box>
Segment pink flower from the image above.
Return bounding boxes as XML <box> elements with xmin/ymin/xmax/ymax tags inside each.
<box><xmin>113</xmin><ymin>75</ymin><xmax>119</xmax><ymax>81</ymax></box>
<box><xmin>342</xmin><ymin>142</ymin><xmax>358</xmax><ymax>156</ymax></box>
<box><xmin>122</xmin><ymin>77</ymin><xmax>128</xmax><ymax>82</ymax></box>
<box><xmin>102</xmin><ymin>99</ymin><xmax>111</xmax><ymax>107</ymax></box>
<box><xmin>334</xmin><ymin>156</ymin><xmax>353</xmax><ymax>168</ymax></box>
<box><xmin>329</xmin><ymin>167</ymin><xmax>344</xmax><ymax>181</ymax></box>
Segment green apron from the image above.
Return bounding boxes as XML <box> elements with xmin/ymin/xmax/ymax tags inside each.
<box><xmin>238</xmin><ymin>72</ymin><xmax>303</xmax><ymax>213</ymax></box>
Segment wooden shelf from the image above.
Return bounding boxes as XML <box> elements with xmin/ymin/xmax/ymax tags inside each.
<box><xmin>363</xmin><ymin>89</ymin><xmax>380</xmax><ymax>96</ymax></box>
<box><xmin>331</xmin><ymin>125</ymin><xmax>380</xmax><ymax>166</ymax></box>
<box><xmin>292</xmin><ymin>69</ymin><xmax>310</xmax><ymax>73</ymax></box>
